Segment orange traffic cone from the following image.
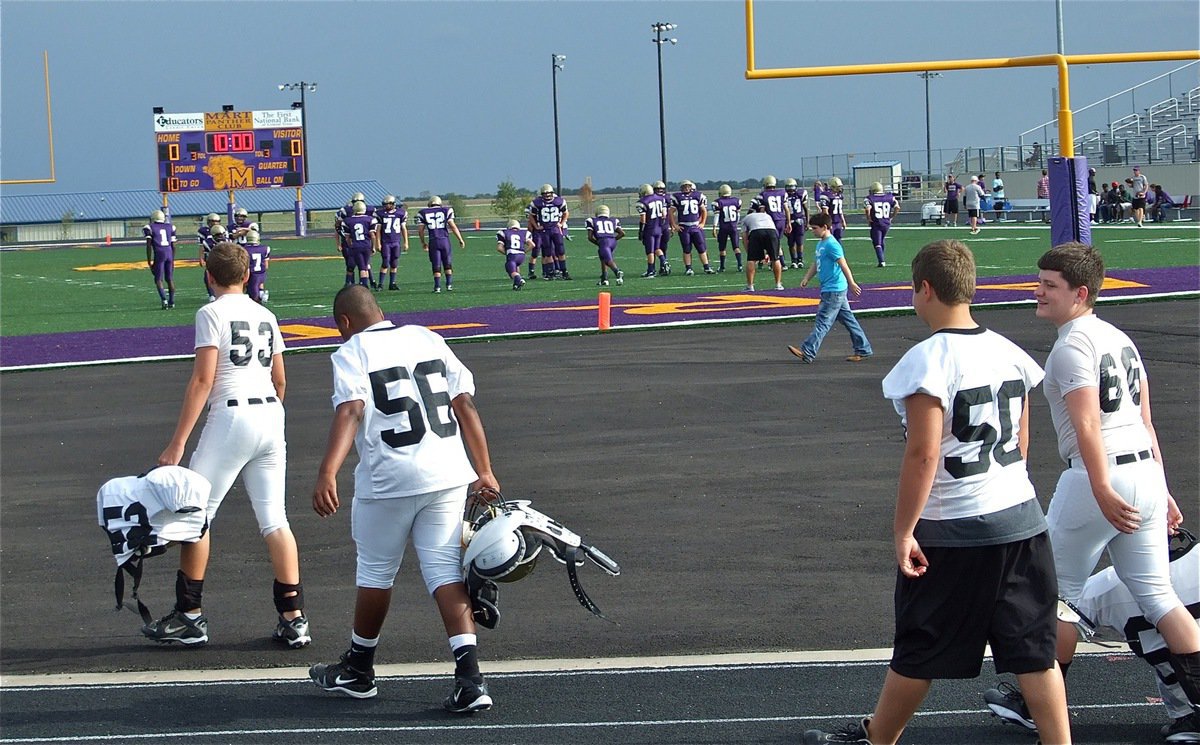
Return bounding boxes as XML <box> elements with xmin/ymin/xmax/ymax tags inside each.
<box><xmin>105</xmin><ymin>234</ymin><xmax>112</xmax><ymax>245</ymax></box>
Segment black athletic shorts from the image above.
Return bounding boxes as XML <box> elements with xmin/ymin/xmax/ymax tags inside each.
<box><xmin>889</xmin><ymin>531</ymin><xmax>1058</xmax><ymax>679</ymax></box>
<box><xmin>944</xmin><ymin>198</ymin><xmax>959</xmax><ymax>214</ymax></box>
<box><xmin>746</xmin><ymin>229</ymin><xmax>779</xmax><ymax>262</ymax></box>
<box><xmin>967</xmin><ymin>208</ymin><xmax>980</xmax><ymax>218</ymax></box>
<box><xmin>1132</xmin><ymin>197</ymin><xmax>1147</xmax><ymax>210</ymax></box>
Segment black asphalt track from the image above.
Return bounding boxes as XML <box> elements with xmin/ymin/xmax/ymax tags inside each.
<box><xmin>1</xmin><ymin>299</ymin><xmax>1197</xmax><ymax>744</ymax></box>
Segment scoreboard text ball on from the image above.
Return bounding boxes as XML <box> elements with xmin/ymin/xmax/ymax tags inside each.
<box><xmin>153</xmin><ymin>110</ymin><xmax>305</xmax><ymax>193</ymax></box>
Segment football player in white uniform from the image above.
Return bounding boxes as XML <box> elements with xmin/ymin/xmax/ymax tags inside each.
<box><xmin>804</xmin><ymin>240</ymin><xmax>1069</xmax><ymax>745</ymax></box>
<box><xmin>150</xmin><ymin>241</ymin><xmax>309</xmax><ymax>649</ymax></box>
<box><xmin>1035</xmin><ymin>242</ymin><xmax>1200</xmax><ymax>714</ymax></box>
<box><xmin>309</xmin><ymin>285</ymin><xmax>500</xmax><ymax>713</ymax></box>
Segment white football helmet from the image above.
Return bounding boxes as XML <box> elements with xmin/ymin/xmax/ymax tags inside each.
<box><xmin>210</xmin><ymin>224</ymin><xmax>227</xmax><ymax>239</ymax></box>
<box><xmin>352</xmin><ymin>192</ymin><xmax>366</xmax><ymax>203</ymax></box>
<box><xmin>234</xmin><ymin>207</ymin><xmax>249</xmax><ymax>225</ymax></box>
<box><xmin>382</xmin><ymin>195</ymin><xmax>396</xmax><ymax>208</ymax></box>
<box><xmin>595</xmin><ymin>205</ymin><xmax>610</xmax><ymax>217</ymax></box>
<box><xmin>718</xmin><ymin>184</ymin><xmax>732</xmax><ymax>197</ymax></box>
<box><xmin>507</xmin><ymin>218</ymin><xmax>520</xmax><ymax>229</ymax></box>
<box><xmin>461</xmin><ymin>489</ymin><xmax>620</xmax><ymax>628</ymax></box>
<box><xmin>353</xmin><ymin>201</ymin><xmax>367</xmax><ymax>215</ymax></box>
<box><xmin>245</xmin><ymin>229</ymin><xmax>260</xmax><ymax>244</ymax></box>
<box><xmin>428</xmin><ymin>195</ymin><xmax>442</xmax><ymax>206</ymax></box>
<box><xmin>150</xmin><ymin>210</ymin><xmax>165</xmax><ymax>223</ymax></box>
<box><xmin>829</xmin><ymin>177</ymin><xmax>844</xmax><ymax>191</ymax></box>
<box><xmin>206</xmin><ymin>213</ymin><xmax>221</xmax><ymax>226</ymax></box>
<box><xmin>763</xmin><ymin>175</ymin><xmax>777</xmax><ymax>188</ymax></box>
<box><xmin>540</xmin><ymin>184</ymin><xmax>555</xmax><ymax>197</ymax></box>
<box><xmin>652</xmin><ymin>180</ymin><xmax>666</xmax><ymax>194</ymax></box>
<box><xmin>639</xmin><ymin>184</ymin><xmax>653</xmax><ymax>197</ymax></box>
<box><xmin>784</xmin><ymin>178</ymin><xmax>798</xmax><ymax>190</ymax></box>
<box><xmin>870</xmin><ymin>181</ymin><xmax>884</xmax><ymax>194</ymax></box>
<box><xmin>680</xmin><ymin>180</ymin><xmax>694</xmax><ymax>193</ymax></box>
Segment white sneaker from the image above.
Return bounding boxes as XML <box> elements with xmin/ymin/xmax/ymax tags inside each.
<box><xmin>208</xmin><ymin>295</ymin><xmax>216</xmax><ymax>303</ymax></box>
<box><xmin>774</xmin><ymin>283</ymin><xmax>784</xmax><ymax>290</ymax></box>
<box><xmin>261</xmin><ymin>290</ymin><xmax>269</xmax><ymax>303</ymax></box>
<box><xmin>744</xmin><ymin>285</ymin><xmax>755</xmax><ymax>292</ymax></box>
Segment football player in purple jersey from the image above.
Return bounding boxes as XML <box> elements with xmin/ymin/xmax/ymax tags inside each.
<box><xmin>228</xmin><ymin>208</ymin><xmax>259</xmax><ymax>245</ymax></box>
<box><xmin>586</xmin><ymin>205</ymin><xmax>626</xmax><ymax>287</ymax></box>
<box><xmin>334</xmin><ymin>194</ymin><xmax>369</xmax><ymax>286</ymax></box>
<box><xmin>373</xmin><ymin>196</ymin><xmax>408</xmax><ymax>291</ymax></box>
<box><xmin>819</xmin><ymin>177</ymin><xmax>848</xmax><ymax>242</ymax></box>
<box><xmin>757</xmin><ymin>175</ymin><xmax>793</xmax><ymax>239</ymax></box>
<box><xmin>864</xmin><ymin>182</ymin><xmax>901</xmax><ymax>268</ymax></box>
<box><xmin>144</xmin><ymin>210</ymin><xmax>177</xmax><ymax>309</ymax></box>
<box><xmin>943</xmin><ymin>174</ymin><xmax>962</xmax><ymax>227</ymax></box>
<box><xmin>712</xmin><ymin>184</ymin><xmax>743</xmax><ymax>273</ymax></box>
<box><xmin>636</xmin><ymin>183</ymin><xmax>671</xmax><ymax>277</ymax></box>
<box><xmin>244</xmin><ymin>229</ymin><xmax>272</xmax><ymax>303</ymax></box>
<box><xmin>495</xmin><ymin>219</ymin><xmax>531</xmax><ymax>290</ymax></box>
<box><xmin>784</xmin><ymin>178</ymin><xmax>809</xmax><ymax>269</ymax></box>
<box><xmin>417</xmin><ymin>196</ymin><xmax>466</xmax><ymax>293</ymax></box>
<box><xmin>669</xmin><ymin>181</ymin><xmax>714</xmax><ymax>276</ymax></box>
<box><xmin>200</xmin><ymin>224</ymin><xmax>226</xmax><ymax>302</ymax></box>
<box><xmin>530</xmin><ymin>184</ymin><xmax>571</xmax><ymax>280</ymax></box>
<box><xmin>524</xmin><ymin>202</ymin><xmax>543</xmax><ymax>280</ymax></box>
<box><xmin>341</xmin><ymin>202</ymin><xmax>379</xmax><ymax>289</ymax></box>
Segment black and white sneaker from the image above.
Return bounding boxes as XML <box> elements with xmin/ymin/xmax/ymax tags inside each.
<box><xmin>272</xmin><ymin>614</ymin><xmax>311</xmax><ymax>649</ymax></box>
<box><xmin>142</xmin><ymin>609</ymin><xmax>208</xmax><ymax>646</ymax></box>
<box><xmin>684</xmin><ymin>267</ymin><xmax>695</xmax><ymax>276</ymax></box>
<box><xmin>444</xmin><ymin>676</ymin><xmax>492</xmax><ymax>713</ymax></box>
<box><xmin>1162</xmin><ymin>712</ymin><xmax>1200</xmax><ymax>743</ymax></box>
<box><xmin>802</xmin><ymin>718</ymin><xmax>871</xmax><ymax>744</ymax></box>
<box><xmin>310</xmin><ymin>653</ymin><xmax>377</xmax><ymax>699</ymax></box>
<box><xmin>614</xmin><ymin>270</ymin><xmax>624</xmax><ymax>286</ymax></box>
<box><xmin>984</xmin><ymin>682</ymin><xmax>1036</xmax><ymax>730</ymax></box>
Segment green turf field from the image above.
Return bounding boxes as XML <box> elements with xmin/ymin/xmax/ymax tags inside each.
<box><xmin>1</xmin><ymin>223</ymin><xmax>1196</xmax><ymax>337</ymax></box>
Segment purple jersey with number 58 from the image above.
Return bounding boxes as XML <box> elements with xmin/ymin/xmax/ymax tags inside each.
<box><xmin>864</xmin><ymin>193</ymin><xmax>900</xmax><ymax>228</ymax></box>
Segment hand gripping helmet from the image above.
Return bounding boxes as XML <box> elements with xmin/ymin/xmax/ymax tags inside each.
<box><xmin>784</xmin><ymin>178</ymin><xmax>798</xmax><ymax>191</ymax></box>
<box><xmin>870</xmin><ymin>181</ymin><xmax>884</xmax><ymax>194</ymax></box>
<box><xmin>461</xmin><ymin>488</ymin><xmax>620</xmax><ymax>629</ymax></box>
<box><xmin>718</xmin><ymin>184</ymin><xmax>732</xmax><ymax>197</ymax></box>
<box><xmin>652</xmin><ymin>180</ymin><xmax>667</xmax><ymax>194</ymax></box>
<box><xmin>595</xmin><ymin>205</ymin><xmax>610</xmax><ymax>217</ymax></box>
<box><xmin>234</xmin><ymin>207</ymin><xmax>249</xmax><ymax>225</ymax></box>
<box><xmin>763</xmin><ymin>175</ymin><xmax>777</xmax><ymax>188</ymax></box>
<box><xmin>428</xmin><ymin>195</ymin><xmax>442</xmax><ymax>206</ymax></box>
<box><xmin>206</xmin><ymin>213</ymin><xmax>222</xmax><ymax>226</ymax></box>
<box><xmin>150</xmin><ymin>210</ymin><xmax>166</xmax><ymax>223</ymax></box>
<box><xmin>639</xmin><ymin>183</ymin><xmax>653</xmax><ymax>197</ymax></box>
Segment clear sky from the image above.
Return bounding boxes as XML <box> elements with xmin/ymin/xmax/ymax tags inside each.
<box><xmin>2</xmin><ymin>0</ymin><xmax>1197</xmax><ymax>198</ymax></box>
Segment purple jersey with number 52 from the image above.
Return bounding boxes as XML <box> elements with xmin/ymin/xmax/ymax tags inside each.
<box><xmin>418</xmin><ymin>205</ymin><xmax>455</xmax><ymax>239</ymax></box>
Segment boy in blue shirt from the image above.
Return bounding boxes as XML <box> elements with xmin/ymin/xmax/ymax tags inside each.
<box><xmin>788</xmin><ymin>213</ymin><xmax>872</xmax><ymax>363</ymax></box>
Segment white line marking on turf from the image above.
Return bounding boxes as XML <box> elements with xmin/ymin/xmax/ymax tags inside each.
<box><xmin>0</xmin><ymin>703</ymin><xmax>1162</xmax><ymax>743</ymax></box>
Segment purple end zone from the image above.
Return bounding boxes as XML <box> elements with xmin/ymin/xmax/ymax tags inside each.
<box><xmin>2</xmin><ymin>266</ymin><xmax>1196</xmax><ymax>369</ymax></box>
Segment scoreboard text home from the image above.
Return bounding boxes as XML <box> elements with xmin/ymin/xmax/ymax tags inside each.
<box><xmin>154</xmin><ymin>109</ymin><xmax>305</xmax><ymax>193</ymax></box>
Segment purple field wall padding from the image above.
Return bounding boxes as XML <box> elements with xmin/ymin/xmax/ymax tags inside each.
<box><xmin>1048</xmin><ymin>156</ymin><xmax>1092</xmax><ymax>248</ymax></box>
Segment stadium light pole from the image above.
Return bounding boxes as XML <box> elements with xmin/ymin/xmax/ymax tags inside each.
<box><xmin>552</xmin><ymin>54</ymin><xmax>566</xmax><ymax>195</ymax></box>
<box><xmin>919</xmin><ymin>72</ymin><xmax>943</xmax><ymax>175</ymax></box>
<box><xmin>651</xmin><ymin>22</ymin><xmax>677</xmax><ymax>185</ymax></box>
<box><xmin>278</xmin><ymin>81</ymin><xmax>316</xmax><ymax>183</ymax></box>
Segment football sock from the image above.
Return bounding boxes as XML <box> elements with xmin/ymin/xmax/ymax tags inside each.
<box><xmin>559</xmin><ymin>259</ymin><xmax>568</xmax><ymax>274</ymax></box>
<box><xmin>1169</xmin><ymin>651</ymin><xmax>1200</xmax><ymax>707</ymax></box>
<box><xmin>158</xmin><ymin>288</ymin><xmax>167</xmax><ymax>301</ymax></box>
<box><xmin>359</xmin><ymin>277</ymin><xmax>369</xmax><ymax>287</ymax></box>
<box><xmin>449</xmin><ymin>633</ymin><xmax>482</xmax><ymax>683</ymax></box>
<box><xmin>433</xmin><ymin>277</ymin><xmax>441</xmax><ymax>289</ymax></box>
<box><xmin>348</xmin><ymin>632</ymin><xmax>378</xmax><ymax>671</ymax></box>
<box><xmin>345</xmin><ymin>272</ymin><xmax>354</xmax><ymax>285</ymax></box>
<box><xmin>168</xmin><ymin>290</ymin><xmax>175</xmax><ymax>304</ymax></box>
<box><xmin>703</xmin><ymin>263</ymin><xmax>711</xmax><ymax>272</ymax></box>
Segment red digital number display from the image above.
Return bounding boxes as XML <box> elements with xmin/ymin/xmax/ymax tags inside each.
<box><xmin>206</xmin><ymin>131</ymin><xmax>256</xmax><ymax>153</ymax></box>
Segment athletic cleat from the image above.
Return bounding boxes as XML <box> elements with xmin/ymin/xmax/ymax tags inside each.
<box><xmin>787</xmin><ymin>345</ymin><xmax>812</xmax><ymax>364</ymax></box>
<box><xmin>528</xmin><ymin>272</ymin><xmax>536</xmax><ymax>280</ymax></box>
<box><xmin>1162</xmin><ymin>712</ymin><xmax>1200</xmax><ymax>743</ymax></box>
<box><xmin>598</xmin><ymin>279</ymin><xmax>609</xmax><ymax>286</ymax></box>
<box><xmin>167</xmin><ymin>303</ymin><xmax>176</xmax><ymax>309</ymax></box>
<box><xmin>774</xmin><ymin>283</ymin><xmax>785</xmax><ymax>290</ymax></box>
<box><xmin>543</xmin><ymin>274</ymin><xmax>555</xmax><ymax>281</ymax></box>
<box><xmin>703</xmin><ymin>267</ymin><xmax>715</xmax><ymax>274</ymax></box>
<box><xmin>207</xmin><ymin>295</ymin><xmax>216</xmax><ymax>303</ymax></box>
<box><xmin>161</xmin><ymin>300</ymin><xmax>169</xmax><ymax>310</ymax></box>
<box><xmin>802</xmin><ymin>718</ymin><xmax>871</xmax><ymax>744</ymax></box>
<box><xmin>443</xmin><ymin>676</ymin><xmax>493</xmax><ymax>713</ymax></box>
<box><xmin>877</xmin><ymin>262</ymin><xmax>886</xmax><ymax>268</ymax></box>
<box><xmin>446</xmin><ymin>285</ymin><xmax>453</xmax><ymax>292</ymax></box>
<box><xmin>142</xmin><ymin>609</ymin><xmax>208</xmax><ymax>646</ymax></box>
<box><xmin>796</xmin><ymin>261</ymin><xmax>804</xmax><ymax>268</ymax></box>
<box><xmin>660</xmin><ymin>264</ymin><xmax>671</xmax><ymax>276</ymax></box>
<box><xmin>432</xmin><ymin>287</ymin><xmax>441</xmax><ymax>293</ymax></box>
<box><xmin>272</xmin><ymin>614</ymin><xmax>311</xmax><ymax>649</ymax></box>
<box><xmin>615</xmin><ymin>271</ymin><xmax>624</xmax><ymax>286</ymax></box>
<box><xmin>389</xmin><ymin>284</ymin><xmax>399</xmax><ymax>291</ymax></box>
<box><xmin>984</xmin><ymin>682</ymin><xmax>1036</xmax><ymax>731</ymax></box>
<box><xmin>744</xmin><ymin>285</ymin><xmax>755</xmax><ymax>292</ymax></box>
<box><xmin>561</xmin><ymin>272</ymin><xmax>573</xmax><ymax>280</ymax></box>
<box><xmin>685</xmin><ymin>267</ymin><xmax>695</xmax><ymax>276</ymax></box>
<box><xmin>780</xmin><ymin>263</ymin><xmax>789</xmax><ymax>271</ymax></box>
<box><xmin>641</xmin><ymin>269</ymin><xmax>656</xmax><ymax>278</ymax></box>
<box><xmin>260</xmin><ymin>290</ymin><xmax>269</xmax><ymax>303</ymax></box>
<box><xmin>310</xmin><ymin>653</ymin><xmax>378</xmax><ymax>699</ymax></box>
<box><xmin>718</xmin><ymin>266</ymin><xmax>726</xmax><ymax>273</ymax></box>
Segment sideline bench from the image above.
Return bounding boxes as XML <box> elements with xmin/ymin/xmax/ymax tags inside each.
<box><xmin>1003</xmin><ymin>198</ymin><xmax>1051</xmax><ymax>221</ymax></box>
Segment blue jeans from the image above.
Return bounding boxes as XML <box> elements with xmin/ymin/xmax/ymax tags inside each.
<box><xmin>801</xmin><ymin>291</ymin><xmax>872</xmax><ymax>359</ymax></box>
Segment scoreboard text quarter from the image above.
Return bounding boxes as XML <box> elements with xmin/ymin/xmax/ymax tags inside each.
<box><xmin>153</xmin><ymin>109</ymin><xmax>305</xmax><ymax>193</ymax></box>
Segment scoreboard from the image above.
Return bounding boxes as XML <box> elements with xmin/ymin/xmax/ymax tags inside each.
<box><xmin>153</xmin><ymin>109</ymin><xmax>305</xmax><ymax>193</ymax></box>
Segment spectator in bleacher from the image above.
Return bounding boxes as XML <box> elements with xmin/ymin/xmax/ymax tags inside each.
<box><xmin>1151</xmin><ymin>184</ymin><xmax>1176</xmax><ymax>223</ymax></box>
<box><xmin>1087</xmin><ymin>169</ymin><xmax>1099</xmax><ymax>223</ymax></box>
<box><xmin>1036</xmin><ymin>170</ymin><xmax>1051</xmax><ymax>224</ymax></box>
<box><xmin>1130</xmin><ymin>166</ymin><xmax>1150</xmax><ymax>227</ymax></box>
<box><xmin>943</xmin><ymin>174</ymin><xmax>961</xmax><ymax>227</ymax></box>
<box><xmin>992</xmin><ymin>172</ymin><xmax>1007</xmax><ymax>222</ymax></box>
<box><xmin>964</xmin><ymin>176</ymin><xmax>986</xmax><ymax>235</ymax></box>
